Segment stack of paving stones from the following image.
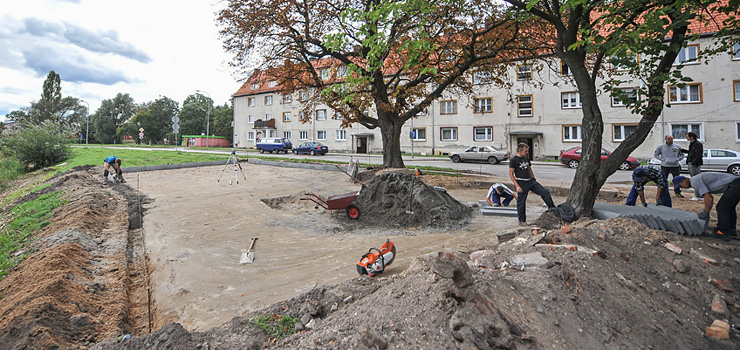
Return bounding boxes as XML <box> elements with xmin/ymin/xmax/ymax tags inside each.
<box><xmin>591</xmin><ymin>202</ymin><xmax>706</xmax><ymax>236</ymax></box>
<box><xmin>478</xmin><ymin>200</ymin><xmax>518</xmax><ymax>217</ymax></box>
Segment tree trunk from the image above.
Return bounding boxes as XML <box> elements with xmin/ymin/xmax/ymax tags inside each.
<box><xmin>376</xmin><ymin>108</ymin><xmax>405</xmax><ymax>168</ymax></box>
<box><xmin>566</xmin><ymin>70</ymin><xmax>604</xmax><ymax>218</ymax></box>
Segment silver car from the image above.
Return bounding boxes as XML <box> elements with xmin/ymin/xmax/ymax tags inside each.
<box><xmin>648</xmin><ymin>148</ymin><xmax>740</xmax><ymax>175</ymax></box>
<box><xmin>449</xmin><ymin>146</ymin><xmax>510</xmax><ymax>164</ymax></box>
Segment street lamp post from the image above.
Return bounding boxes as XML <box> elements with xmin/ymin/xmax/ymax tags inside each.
<box><xmin>197</xmin><ymin>90</ymin><xmax>211</xmax><ymax>148</ymax></box>
<box><xmin>81</xmin><ymin>100</ymin><xmax>89</xmax><ymax>144</ymax></box>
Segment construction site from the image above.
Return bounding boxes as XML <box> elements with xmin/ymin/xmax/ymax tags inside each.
<box><xmin>0</xmin><ymin>159</ymin><xmax>739</xmax><ymax>349</ymax></box>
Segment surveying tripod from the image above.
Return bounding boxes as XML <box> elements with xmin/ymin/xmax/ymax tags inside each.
<box><xmin>218</xmin><ymin>150</ymin><xmax>247</xmax><ymax>184</ymax></box>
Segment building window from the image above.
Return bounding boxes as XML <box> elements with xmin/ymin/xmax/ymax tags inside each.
<box><xmin>673</xmin><ymin>44</ymin><xmax>700</xmax><ymax>65</ymax></box>
<box><xmin>517</xmin><ymin>95</ymin><xmax>533</xmax><ymax>117</ymax></box>
<box><xmin>299</xmin><ymin>131</ymin><xmax>309</xmax><ymax>140</ymax></box>
<box><xmin>733</xmin><ymin>42</ymin><xmax>740</xmax><ymax>60</ymax></box>
<box><xmin>440</xmin><ymin>100</ymin><xmax>457</xmax><ymax>114</ymax></box>
<box><xmin>283</xmin><ymin>131</ymin><xmax>291</xmax><ymax>139</ymax></box>
<box><xmin>613</xmin><ymin>124</ymin><xmax>638</xmax><ymax>141</ymax></box>
<box><xmin>561</xmin><ymin>92</ymin><xmax>581</xmax><ymax>109</ymax></box>
<box><xmin>610</xmin><ymin>52</ymin><xmax>638</xmax><ymax>71</ymax></box>
<box><xmin>563</xmin><ymin>125</ymin><xmax>582</xmax><ymax>141</ymax></box>
<box><xmin>283</xmin><ymin>112</ymin><xmax>291</xmax><ymax>122</ymax></box>
<box><xmin>248</xmin><ymin>97</ymin><xmax>255</xmax><ymax>107</ymax></box>
<box><xmin>560</xmin><ymin>61</ymin><xmax>571</xmax><ymax>76</ymax></box>
<box><xmin>611</xmin><ymin>88</ymin><xmax>638</xmax><ymax>107</ymax></box>
<box><xmin>247</xmin><ymin>131</ymin><xmax>255</xmax><ymax>140</ymax></box>
<box><xmin>317</xmin><ymin>130</ymin><xmax>327</xmax><ymax>140</ymax></box>
<box><xmin>473</xmin><ymin>71</ymin><xmax>492</xmax><ymax>85</ymax></box>
<box><xmin>474</xmin><ymin>127</ymin><xmax>493</xmax><ymax>142</ymax></box>
<box><xmin>473</xmin><ymin>98</ymin><xmax>492</xmax><ymax>113</ymax></box>
<box><xmin>251</xmin><ymin>83</ymin><xmax>259</xmax><ymax>90</ymax></box>
<box><xmin>265</xmin><ymin>95</ymin><xmax>273</xmax><ymax>106</ymax></box>
<box><xmin>316</xmin><ymin>109</ymin><xmax>327</xmax><ymax>121</ymax></box>
<box><xmin>411</xmin><ymin>128</ymin><xmax>426</xmax><ymax>141</ymax></box>
<box><xmin>319</xmin><ymin>68</ymin><xmax>331</xmax><ymax>80</ymax></box>
<box><xmin>734</xmin><ymin>80</ymin><xmax>740</xmax><ymax>102</ymax></box>
<box><xmin>283</xmin><ymin>95</ymin><xmax>292</xmax><ymax>104</ymax></box>
<box><xmin>336</xmin><ymin>129</ymin><xmax>347</xmax><ymax>141</ymax></box>
<box><xmin>265</xmin><ymin>113</ymin><xmax>273</xmax><ymax>121</ymax></box>
<box><xmin>668</xmin><ymin>83</ymin><xmax>702</xmax><ymax>104</ymax></box>
<box><xmin>299</xmin><ymin>91</ymin><xmax>309</xmax><ymax>101</ymax></box>
<box><xmin>736</xmin><ymin>122</ymin><xmax>740</xmax><ymax>142</ymax></box>
<box><xmin>670</xmin><ymin>123</ymin><xmax>702</xmax><ymax>140</ymax></box>
<box><xmin>517</xmin><ymin>64</ymin><xmax>532</xmax><ymax>80</ymax></box>
<box><xmin>337</xmin><ymin>65</ymin><xmax>348</xmax><ymax>77</ymax></box>
<box><xmin>440</xmin><ymin>127</ymin><xmax>458</xmax><ymax>141</ymax></box>
<box><xmin>269</xmin><ymin>80</ymin><xmax>277</xmax><ymax>88</ymax></box>
<box><xmin>248</xmin><ymin>114</ymin><xmax>255</xmax><ymax>123</ymax></box>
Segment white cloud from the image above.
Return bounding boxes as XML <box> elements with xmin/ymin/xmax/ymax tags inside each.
<box><xmin>0</xmin><ymin>0</ymin><xmax>240</xmax><ymax>119</ymax></box>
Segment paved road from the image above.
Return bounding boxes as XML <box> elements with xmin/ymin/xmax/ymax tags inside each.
<box><xmin>80</xmin><ymin>145</ymin><xmax>634</xmax><ymax>184</ymax></box>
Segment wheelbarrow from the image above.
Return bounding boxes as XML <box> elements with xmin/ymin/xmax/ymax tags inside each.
<box><xmin>302</xmin><ymin>191</ymin><xmax>361</xmax><ymax>219</ymax></box>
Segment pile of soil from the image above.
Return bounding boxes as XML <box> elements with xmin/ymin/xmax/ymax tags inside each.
<box><xmin>94</xmin><ymin>215</ymin><xmax>740</xmax><ymax>350</ymax></box>
<box><xmin>353</xmin><ymin>171</ymin><xmax>473</xmax><ymax>230</ymax></box>
<box><xmin>0</xmin><ymin>166</ymin><xmax>149</xmax><ymax>349</ymax></box>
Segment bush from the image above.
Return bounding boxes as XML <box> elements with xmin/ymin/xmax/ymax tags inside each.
<box><xmin>0</xmin><ymin>121</ymin><xmax>71</xmax><ymax>170</ymax></box>
<box><xmin>0</xmin><ymin>156</ymin><xmax>25</xmax><ymax>192</ymax></box>
<box><xmin>252</xmin><ymin>314</ymin><xmax>298</xmax><ymax>340</ymax></box>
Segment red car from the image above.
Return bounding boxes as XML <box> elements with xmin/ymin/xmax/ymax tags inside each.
<box><xmin>559</xmin><ymin>146</ymin><xmax>640</xmax><ymax>171</ymax></box>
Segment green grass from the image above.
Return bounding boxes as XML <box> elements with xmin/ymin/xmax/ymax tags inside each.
<box><xmin>0</xmin><ymin>191</ymin><xmax>65</xmax><ymax>281</ymax></box>
<box><xmin>252</xmin><ymin>314</ymin><xmax>299</xmax><ymax>340</ymax></box>
<box><xmin>0</xmin><ymin>156</ymin><xmax>25</xmax><ymax>192</ymax></box>
<box><xmin>57</xmin><ymin>147</ymin><xmax>231</xmax><ymax>173</ymax></box>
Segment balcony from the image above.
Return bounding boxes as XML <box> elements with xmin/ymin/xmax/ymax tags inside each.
<box><xmin>254</xmin><ymin>119</ymin><xmax>276</xmax><ymax>129</ymax></box>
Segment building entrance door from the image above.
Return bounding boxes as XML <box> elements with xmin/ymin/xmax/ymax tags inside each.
<box><xmin>357</xmin><ymin>137</ymin><xmax>367</xmax><ymax>153</ymax></box>
<box><xmin>517</xmin><ymin>137</ymin><xmax>533</xmax><ymax>159</ymax></box>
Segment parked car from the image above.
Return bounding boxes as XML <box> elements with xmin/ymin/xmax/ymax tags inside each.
<box><xmin>559</xmin><ymin>146</ymin><xmax>640</xmax><ymax>171</ymax></box>
<box><xmin>449</xmin><ymin>146</ymin><xmax>510</xmax><ymax>164</ymax></box>
<box><xmin>649</xmin><ymin>148</ymin><xmax>740</xmax><ymax>175</ymax></box>
<box><xmin>293</xmin><ymin>142</ymin><xmax>328</xmax><ymax>155</ymax></box>
<box><xmin>256</xmin><ymin>138</ymin><xmax>293</xmax><ymax>154</ymax></box>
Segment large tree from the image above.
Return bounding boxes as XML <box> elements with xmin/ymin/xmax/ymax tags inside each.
<box><xmin>91</xmin><ymin>93</ymin><xmax>137</xmax><ymax>144</ymax></box>
<box><xmin>219</xmin><ymin>0</ymin><xmax>529</xmax><ymax>167</ymax></box>
<box><xmin>505</xmin><ymin>0</ymin><xmax>738</xmax><ymax>217</ymax></box>
<box><xmin>137</xmin><ymin>97</ymin><xmax>179</xmax><ymax>144</ymax></box>
<box><xmin>212</xmin><ymin>103</ymin><xmax>234</xmax><ymax>143</ymax></box>
<box><xmin>9</xmin><ymin>71</ymin><xmax>86</xmax><ymax>132</ymax></box>
<box><xmin>178</xmin><ymin>93</ymin><xmax>214</xmax><ymax>137</ymax></box>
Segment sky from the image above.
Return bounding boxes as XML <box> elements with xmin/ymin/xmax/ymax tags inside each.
<box><xmin>0</xmin><ymin>0</ymin><xmax>242</xmax><ymax>121</ymax></box>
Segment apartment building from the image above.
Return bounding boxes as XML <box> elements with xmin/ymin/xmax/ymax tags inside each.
<box><xmin>232</xmin><ymin>37</ymin><xmax>740</xmax><ymax>160</ymax></box>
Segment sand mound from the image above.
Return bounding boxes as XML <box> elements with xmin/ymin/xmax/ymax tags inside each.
<box><xmin>353</xmin><ymin>172</ymin><xmax>472</xmax><ymax>230</ymax></box>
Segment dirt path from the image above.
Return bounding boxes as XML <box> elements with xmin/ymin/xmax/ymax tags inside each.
<box><xmin>138</xmin><ymin>163</ymin><xmax>554</xmax><ymax>331</ymax></box>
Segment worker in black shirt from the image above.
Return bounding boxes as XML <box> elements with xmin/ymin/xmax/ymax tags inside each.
<box><xmin>509</xmin><ymin>143</ymin><xmax>555</xmax><ymax>225</ymax></box>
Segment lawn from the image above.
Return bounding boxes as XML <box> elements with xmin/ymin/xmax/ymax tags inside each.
<box><xmin>58</xmin><ymin>147</ymin><xmax>231</xmax><ymax>173</ymax></box>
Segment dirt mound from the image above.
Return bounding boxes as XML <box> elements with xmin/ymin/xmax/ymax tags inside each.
<box><xmin>353</xmin><ymin>171</ymin><xmax>473</xmax><ymax>230</ymax></box>
<box><xmin>94</xmin><ymin>214</ymin><xmax>740</xmax><ymax>350</ymax></box>
<box><xmin>0</xmin><ymin>166</ymin><xmax>150</xmax><ymax>349</ymax></box>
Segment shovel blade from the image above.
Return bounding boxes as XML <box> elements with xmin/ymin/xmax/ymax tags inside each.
<box><xmin>240</xmin><ymin>251</ymin><xmax>254</xmax><ymax>264</ymax></box>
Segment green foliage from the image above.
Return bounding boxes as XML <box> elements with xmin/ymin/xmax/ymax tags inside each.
<box><xmin>0</xmin><ymin>121</ymin><xmax>72</xmax><ymax>170</ymax></box>
<box><xmin>137</xmin><ymin>96</ymin><xmax>179</xmax><ymax>144</ymax></box>
<box><xmin>0</xmin><ymin>156</ymin><xmax>25</xmax><ymax>192</ymax></box>
<box><xmin>93</xmin><ymin>93</ymin><xmax>137</xmax><ymax>144</ymax></box>
<box><xmin>212</xmin><ymin>103</ymin><xmax>234</xmax><ymax>141</ymax></box>
<box><xmin>252</xmin><ymin>314</ymin><xmax>298</xmax><ymax>339</ymax></box>
<box><xmin>0</xmin><ymin>191</ymin><xmax>65</xmax><ymax>281</ymax></box>
<box><xmin>53</xmin><ymin>147</ymin><xmax>231</xmax><ymax>174</ymax></box>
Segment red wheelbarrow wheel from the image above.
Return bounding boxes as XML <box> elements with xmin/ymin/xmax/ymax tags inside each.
<box><xmin>346</xmin><ymin>204</ymin><xmax>361</xmax><ymax>220</ymax></box>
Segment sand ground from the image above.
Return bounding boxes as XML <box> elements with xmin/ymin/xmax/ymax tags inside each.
<box><xmin>137</xmin><ymin>163</ymin><xmax>553</xmax><ymax>331</ymax></box>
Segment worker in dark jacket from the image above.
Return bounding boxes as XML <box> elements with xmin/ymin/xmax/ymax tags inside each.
<box><xmin>680</xmin><ymin>132</ymin><xmax>704</xmax><ymax>200</ymax></box>
<box><xmin>626</xmin><ymin>165</ymin><xmax>672</xmax><ymax>207</ymax></box>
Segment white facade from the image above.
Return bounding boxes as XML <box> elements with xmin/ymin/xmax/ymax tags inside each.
<box><xmin>232</xmin><ymin>37</ymin><xmax>740</xmax><ymax>160</ymax></box>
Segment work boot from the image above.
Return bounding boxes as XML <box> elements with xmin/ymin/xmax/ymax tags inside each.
<box><xmin>705</xmin><ymin>229</ymin><xmax>731</xmax><ymax>241</ymax></box>
<box><xmin>103</xmin><ymin>180</ymin><xmax>108</xmax><ymax>185</ymax></box>
<box><xmin>675</xmin><ymin>192</ymin><xmax>684</xmax><ymax>198</ymax></box>
<box><xmin>518</xmin><ymin>221</ymin><xmax>527</xmax><ymax>226</ymax></box>
<box><xmin>120</xmin><ymin>178</ymin><xmax>127</xmax><ymax>183</ymax></box>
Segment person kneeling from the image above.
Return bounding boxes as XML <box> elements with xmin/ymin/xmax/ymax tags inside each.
<box><xmin>486</xmin><ymin>183</ymin><xmax>517</xmax><ymax>207</ymax></box>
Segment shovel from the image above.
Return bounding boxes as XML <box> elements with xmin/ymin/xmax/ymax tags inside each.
<box><xmin>240</xmin><ymin>237</ymin><xmax>258</xmax><ymax>264</ymax></box>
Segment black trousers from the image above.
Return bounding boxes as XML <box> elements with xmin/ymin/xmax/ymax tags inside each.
<box><xmin>716</xmin><ymin>178</ymin><xmax>740</xmax><ymax>234</ymax></box>
<box><xmin>516</xmin><ymin>179</ymin><xmax>555</xmax><ymax>223</ymax></box>
<box><xmin>661</xmin><ymin>166</ymin><xmax>681</xmax><ymax>194</ymax></box>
